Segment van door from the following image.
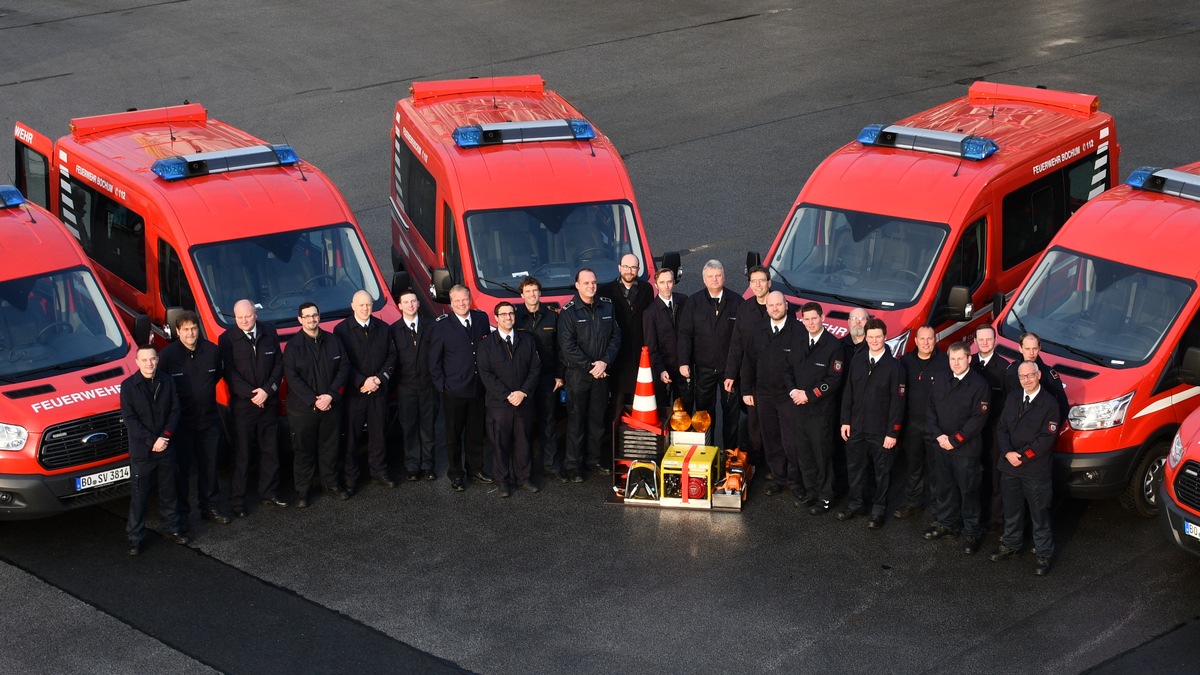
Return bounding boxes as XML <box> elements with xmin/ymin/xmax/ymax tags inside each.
<box><xmin>932</xmin><ymin>214</ymin><xmax>987</xmax><ymax>340</ymax></box>
<box><xmin>13</xmin><ymin>123</ymin><xmax>54</xmax><ymax>209</ymax></box>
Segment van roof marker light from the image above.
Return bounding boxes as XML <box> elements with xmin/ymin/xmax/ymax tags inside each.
<box><xmin>453</xmin><ymin>119</ymin><xmax>595</xmax><ymax>148</ymax></box>
<box><xmin>151</xmin><ymin>144</ymin><xmax>299</xmax><ymax>181</ymax></box>
<box><xmin>1127</xmin><ymin>166</ymin><xmax>1200</xmax><ymax>203</ymax></box>
<box><xmin>0</xmin><ymin>185</ymin><xmax>27</xmax><ymax>208</ymax></box>
<box><xmin>857</xmin><ymin>124</ymin><xmax>999</xmax><ymax>161</ymax></box>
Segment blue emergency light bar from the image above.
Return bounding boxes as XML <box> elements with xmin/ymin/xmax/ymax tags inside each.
<box><xmin>0</xmin><ymin>185</ymin><xmax>27</xmax><ymax>208</ymax></box>
<box><xmin>857</xmin><ymin>124</ymin><xmax>999</xmax><ymax>161</ymax></box>
<box><xmin>452</xmin><ymin>119</ymin><xmax>596</xmax><ymax>148</ymax></box>
<box><xmin>151</xmin><ymin>144</ymin><xmax>299</xmax><ymax>181</ymax></box>
<box><xmin>1126</xmin><ymin>166</ymin><xmax>1200</xmax><ymax>203</ymax></box>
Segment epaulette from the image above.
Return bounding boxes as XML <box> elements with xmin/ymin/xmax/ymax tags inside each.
<box><xmin>597</xmin><ymin>296</ymin><xmax>613</xmax><ymax>303</ymax></box>
<box><xmin>562</xmin><ymin>300</ymin><xmax>575</xmax><ymax>310</ymax></box>
<box><xmin>435</xmin><ymin>314</ymin><xmax>449</xmax><ymax>322</ymax></box>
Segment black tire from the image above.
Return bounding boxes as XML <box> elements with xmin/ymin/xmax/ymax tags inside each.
<box><xmin>1120</xmin><ymin>441</ymin><xmax>1169</xmax><ymax>518</ymax></box>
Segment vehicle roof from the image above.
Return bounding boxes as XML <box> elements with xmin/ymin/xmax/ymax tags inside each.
<box><xmin>398</xmin><ymin>76</ymin><xmax>632</xmax><ymax>210</ymax></box>
<box><xmin>60</xmin><ymin>105</ymin><xmax>352</xmax><ymax>248</ymax></box>
<box><xmin>1052</xmin><ymin>161</ymin><xmax>1200</xmax><ymax>280</ymax></box>
<box><xmin>0</xmin><ymin>199</ymin><xmax>90</xmax><ymax>278</ymax></box>
<box><xmin>799</xmin><ymin>82</ymin><xmax>1114</xmax><ymax>225</ymax></box>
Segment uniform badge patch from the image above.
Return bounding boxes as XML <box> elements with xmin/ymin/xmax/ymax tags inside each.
<box><xmin>898</xmin><ymin>384</ymin><xmax>906</xmax><ymax>396</ymax></box>
<box><xmin>1049</xmin><ymin>421</ymin><xmax>1058</xmax><ymax>433</ymax></box>
<box><xmin>980</xmin><ymin>400</ymin><xmax>989</xmax><ymax>413</ymax></box>
<box><xmin>833</xmin><ymin>359</ymin><xmax>843</xmax><ymax>373</ymax></box>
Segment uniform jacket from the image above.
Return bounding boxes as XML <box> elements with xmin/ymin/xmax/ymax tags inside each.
<box><xmin>724</xmin><ymin>297</ymin><xmax>769</xmax><ymax>382</ymax></box>
<box><xmin>219</xmin><ymin>322</ymin><xmax>284</xmax><ymax>407</ymax></box>
<box><xmin>790</xmin><ymin>329</ymin><xmax>845</xmax><ymax>417</ymax></box>
<box><xmin>334</xmin><ymin>316</ymin><xmax>396</xmax><ymax>394</ymax></box>
<box><xmin>1004</xmin><ymin>355</ymin><xmax>1069</xmax><ymax>422</ymax></box>
<box><xmin>557</xmin><ymin>294</ymin><xmax>620</xmax><ymax>372</ymax></box>
<box><xmin>120</xmin><ymin>370</ymin><xmax>181</xmax><ymax>462</ymax></box>
<box><xmin>428</xmin><ymin>308</ymin><xmax>491</xmax><ymax>398</ymax></box>
<box><xmin>476</xmin><ymin>330</ymin><xmax>542</xmax><ymax>408</ymax></box>
<box><xmin>677</xmin><ymin>288</ymin><xmax>742</xmax><ymax>374</ymax></box>
<box><xmin>283</xmin><ymin>329</ymin><xmax>349</xmax><ymax>413</ymax></box>
<box><xmin>642</xmin><ymin>293</ymin><xmax>687</xmax><ymax>379</ymax></box>
<box><xmin>514</xmin><ymin>303</ymin><xmax>563</xmax><ymax>382</ymax></box>
<box><xmin>841</xmin><ymin>335</ymin><xmax>866</xmax><ymax>363</ymax></box>
<box><xmin>901</xmin><ymin>350</ymin><xmax>948</xmax><ymax>432</ymax></box>
<box><xmin>841</xmin><ymin>348</ymin><xmax>905</xmax><ymax>438</ymax></box>
<box><xmin>741</xmin><ymin>315</ymin><xmax>798</xmax><ymax>396</ymax></box>
<box><xmin>159</xmin><ymin>339</ymin><xmax>222</xmax><ymax>429</ymax></box>
<box><xmin>926</xmin><ymin>368</ymin><xmax>992</xmax><ymax>458</ymax></box>
<box><xmin>390</xmin><ymin>316</ymin><xmax>434</xmax><ymax>390</ymax></box>
<box><xmin>997</xmin><ymin>386</ymin><xmax>1061</xmax><ymax>480</ymax></box>
<box><xmin>972</xmin><ymin>351</ymin><xmax>1011</xmax><ymax>420</ymax></box>
<box><xmin>601</xmin><ymin>277</ymin><xmax>653</xmax><ymax>377</ymax></box>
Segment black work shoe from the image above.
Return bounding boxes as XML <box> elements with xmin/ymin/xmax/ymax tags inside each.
<box><xmin>866</xmin><ymin>515</ymin><xmax>884</xmax><ymax>529</ymax></box>
<box><xmin>989</xmin><ymin>544</ymin><xmax>1018</xmax><ymax>562</ymax></box>
<box><xmin>1034</xmin><ymin>556</ymin><xmax>1052</xmax><ymax>576</ymax></box>
<box><xmin>372</xmin><ymin>475</ymin><xmax>398</xmax><ymax>489</ymax></box>
<box><xmin>809</xmin><ymin>500</ymin><xmax>832</xmax><ymax>515</ymax></box>
<box><xmin>295</xmin><ymin>495</ymin><xmax>310</xmax><ymax>508</ymax></box>
<box><xmin>472</xmin><ymin>471</ymin><xmax>495</xmax><ymax>484</ymax></box>
<box><xmin>962</xmin><ymin>536</ymin><xmax>982</xmax><ymax>555</ymax></box>
<box><xmin>326</xmin><ymin>487</ymin><xmax>351</xmax><ymax>501</ymax></box>
<box><xmin>164</xmin><ymin>531</ymin><xmax>190</xmax><ymax>546</ymax></box>
<box><xmin>424</xmin><ymin>471</ymin><xmax>437</xmax><ymax>481</ymax></box>
<box><xmin>261</xmin><ymin>497</ymin><xmax>289</xmax><ymax>508</ymax></box>
<box><xmin>893</xmin><ymin>505</ymin><xmax>922</xmax><ymax>519</ymax></box>
<box><xmin>232</xmin><ymin>506</ymin><xmax>248</xmax><ymax>519</ymax></box>
<box><xmin>569</xmin><ymin>471</ymin><xmax>585</xmax><ymax>484</ymax></box>
<box><xmin>764</xmin><ymin>484</ymin><xmax>785</xmax><ymax>497</ymax></box>
<box><xmin>128</xmin><ymin>541</ymin><xmax>142</xmax><ymax>556</ymax></box>
<box><xmin>201</xmin><ymin>510</ymin><xmax>232</xmax><ymax>525</ymax></box>
<box><xmin>836</xmin><ymin>508</ymin><xmax>859</xmax><ymax>522</ymax></box>
<box><xmin>519</xmin><ymin>482</ymin><xmax>541</xmax><ymax>493</ymax></box>
<box><xmin>586</xmin><ymin>463</ymin><xmax>612</xmax><ymax>476</ymax></box>
<box><xmin>450</xmin><ymin>478</ymin><xmax>466</xmax><ymax>492</ymax></box>
<box><xmin>923</xmin><ymin>525</ymin><xmax>958</xmax><ymax>540</ymax></box>
<box><xmin>498</xmin><ymin>485</ymin><xmax>512</xmax><ymax>498</ymax></box>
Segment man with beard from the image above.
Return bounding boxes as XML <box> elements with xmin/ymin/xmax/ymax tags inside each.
<box><xmin>285</xmin><ymin>303</ymin><xmax>350</xmax><ymax>506</ymax></box>
<box><xmin>601</xmin><ymin>254</ymin><xmax>652</xmax><ymax>423</ymax></box>
<box><xmin>972</xmin><ymin>324</ymin><xmax>1011</xmax><ymax>530</ymax></box>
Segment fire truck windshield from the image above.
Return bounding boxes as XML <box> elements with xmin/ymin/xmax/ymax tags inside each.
<box><xmin>464</xmin><ymin>201</ymin><xmax>645</xmax><ymax>294</ymax></box>
<box><xmin>769</xmin><ymin>204</ymin><xmax>948</xmax><ymax>308</ymax></box>
<box><xmin>192</xmin><ymin>224</ymin><xmax>383</xmax><ymax>328</ymax></box>
<box><xmin>0</xmin><ymin>268</ymin><xmax>127</xmax><ymax>383</ymax></box>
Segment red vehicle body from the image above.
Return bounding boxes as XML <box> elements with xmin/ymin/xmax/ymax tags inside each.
<box><xmin>753</xmin><ymin>82</ymin><xmax>1117</xmax><ymax>353</ymax></box>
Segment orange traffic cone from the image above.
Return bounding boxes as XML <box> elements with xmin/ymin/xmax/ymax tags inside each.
<box><xmin>630</xmin><ymin>346</ymin><xmax>659</xmax><ymax>427</ymax></box>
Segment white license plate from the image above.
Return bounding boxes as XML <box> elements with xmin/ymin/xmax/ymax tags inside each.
<box><xmin>1184</xmin><ymin>520</ymin><xmax>1200</xmax><ymax>541</ymax></box>
<box><xmin>75</xmin><ymin>466</ymin><xmax>130</xmax><ymax>491</ymax></box>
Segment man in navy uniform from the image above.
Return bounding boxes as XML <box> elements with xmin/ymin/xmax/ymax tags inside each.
<box><xmin>838</xmin><ymin>318</ymin><xmax>905</xmax><ymax>529</ymax></box>
<box><xmin>513</xmin><ymin>276</ymin><xmax>563</xmax><ymax>479</ymax></box>
<box><xmin>924</xmin><ymin>342</ymin><xmax>992</xmax><ymax>554</ymax></box>
<box><xmin>335</xmin><ymin>290</ymin><xmax>397</xmax><ymax>492</ymax></box>
<box><xmin>741</xmin><ymin>291</ymin><xmax>800</xmax><ymax>498</ymax></box>
<box><xmin>428</xmin><ymin>284</ymin><xmax>493</xmax><ymax>492</ymax></box>
<box><xmin>558</xmin><ymin>268</ymin><xmax>620</xmax><ymax>482</ymax></box>
<box><xmin>391</xmin><ymin>290</ymin><xmax>438</xmax><ymax>481</ymax></box>
<box><xmin>477</xmin><ymin>302</ymin><xmax>542</xmax><ymax>497</ymax></box>
<box><xmin>1004</xmin><ymin>331</ymin><xmax>1069</xmax><ymax>422</ymax></box>
<box><xmin>219</xmin><ymin>299</ymin><xmax>287</xmax><ymax>516</ymax></box>
<box><xmin>972</xmin><ymin>324</ymin><xmax>1011</xmax><ymax>530</ymax></box>
<box><xmin>990</xmin><ymin>360</ymin><xmax>1061</xmax><ymax>576</ymax></box>
<box><xmin>285</xmin><ymin>302</ymin><xmax>350</xmax><ymax>507</ymax></box>
<box><xmin>725</xmin><ymin>265</ymin><xmax>772</xmax><ymax>467</ymax></box>
<box><xmin>893</xmin><ymin>326</ymin><xmax>946</xmax><ymax>520</ymax></box>
<box><xmin>642</xmin><ymin>267</ymin><xmax>687</xmax><ymax>415</ymax></box>
<box><xmin>159</xmin><ymin>310</ymin><xmax>230</xmax><ymax>529</ymax></box>
<box><xmin>678</xmin><ymin>260</ymin><xmax>743</xmax><ymax>450</ymax></box>
<box><xmin>121</xmin><ymin>345</ymin><xmax>188</xmax><ymax>555</ymax></box>
<box><xmin>791</xmin><ymin>302</ymin><xmax>845</xmax><ymax>515</ymax></box>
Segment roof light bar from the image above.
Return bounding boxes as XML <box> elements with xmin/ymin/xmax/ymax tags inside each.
<box><xmin>857</xmin><ymin>124</ymin><xmax>999</xmax><ymax>161</ymax></box>
<box><xmin>0</xmin><ymin>185</ymin><xmax>27</xmax><ymax>208</ymax></box>
<box><xmin>452</xmin><ymin>118</ymin><xmax>595</xmax><ymax>148</ymax></box>
<box><xmin>1126</xmin><ymin>167</ymin><xmax>1200</xmax><ymax>203</ymax></box>
<box><xmin>150</xmin><ymin>144</ymin><xmax>299</xmax><ymax>182</ymax></box>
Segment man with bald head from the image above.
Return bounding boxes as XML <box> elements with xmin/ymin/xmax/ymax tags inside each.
<box><xmin>219</xmin><ymin>299</ymin><xmax>286</xmax><ymax>516</ymax></box>
<box><xmin>335</xmin><ymin>289</ymin><xmax>397</xmax><ymax>492</ymax></box>
<box><xmin>600</xmin><ymin>253</ymin><xmax>653</xmax><ymax>423</ymax></box>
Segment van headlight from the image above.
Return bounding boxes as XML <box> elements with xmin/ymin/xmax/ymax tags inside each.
<box><xmin>0</xmin><ymin>423</ymin><xmax>28</xmax><ymax>451</ymax></box>
<box><xmin>1168</xmin><ymin>431</ymin><xmax>1185</xmax><ymax>469</ymax></box>
<box><xmin>1068</xmin><ymin>392</ymin><xmax>1134</xmax><ymax>431</ymax></box>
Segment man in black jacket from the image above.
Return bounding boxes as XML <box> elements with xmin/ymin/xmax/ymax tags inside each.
<box><xmin>558</xmin><ymin>268</ymin><xmax>620</xmax><ymax>482</ymax></box>
<box><xmin>725</xmin><ymin>265</ymin><xmax>772</xmax><ymax>467</ymax></box>
<box><xmin>1004</xmin><ymin>331</ymin><xmax>1069</xmax><ymax>422</ymax></box>
<box><xmin>990</xmin><ymin>360</ymin><xmax>1061</xmax><ymax>576</ymax></box>
<box><xmin>514</xmin><ymin>276</ymin><xmax>564</xmax><ymax>479</ymax></box>
<box><xmin>390</xmin><ymin>290</ymin><xmax>438</xmax><ymax>481</ymax></box>
<box><xmin>285</xmin><ymin>303</ymin><xmax>350</xmax><ymax>507</ymax></box>
<box><xmin>678</xmin><ymin>260</ymin><xmax>743</xmax><ymax>450</ymax></box>
<box><xmin>335</xmin><ymin>290</ymin><xmax>397</xmax><ymax>491</ymax></box>
<box><xmin>642</xmin><ymin>268</ymin><xmax>687</xmax><ymax>415</ymax></box>
<box><xmin>219</xmin><ymin>299</ymin><xmax>287</xmax><ymax>516</ymax></box>
<box><xmin>893</xmin><ymin>326</ymin><xmax>946</xmax><ymax>520</ymax></box>
<box><xmin>121</xmin><ymin>345</ymin><xmax>188</xmax><ymax>555</ymax></box>
<box><xmin>791</xmin><ymin>302</ymin><xmax>845</xmax><ymax>515</ymax></box>
<box><xmin>601</xmin><ymin>254</ymin><xmax>653</xmax><ymax>423</ymax></box>
<box><xmin>159</xmin><ymin>311</ymin><xmax>230</xmax><ymax>529</ymax></box>
<box><xmin>478</xmin><ymin>302</ymin><xmax>542</xmax><ymax>497</ymax></box>
<box><xmin>741</xmin><ymin>291</ymin><xmax>800</xmax><ymax>497</ymax></box>
<box><xmin>972</xmin><ymin>324</ymin><xmax>1011</xmax><ymax>529</ymax></box>
<box><xmin>428</xmin><ymin>285</ymin><xmax>493</xmax><ymax>491</ymax></box>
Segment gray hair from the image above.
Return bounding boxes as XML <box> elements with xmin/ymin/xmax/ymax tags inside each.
<box><xmin>703</xmin><ymin>259</ymin><xmax>724</xmax><ymax>274</ymax></box>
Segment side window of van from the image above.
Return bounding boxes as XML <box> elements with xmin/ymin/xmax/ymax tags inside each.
<box><xmin>442</xmin><ymin>202</ymin><xmax>463</xmax><ymax>284</ymax></box>
<box><xmin>1154</xmin><ymin>311</ymin><xmax>1200</xmax><ymax>396</ymax></box>
<box><xmin>63</xmin><ymin>177</ymin><xmax>147</xmax><ymax>292</ymax></box>
<box><xmin>394</xmin><ymin>127</ymin><xmax>438</xmax><ymax>251</ymax></box>
<box><xmin>1000</xmin><ymin>153</ymin><xmax>1106</xmax><ymax>270</ymax></box>
<box><xmin>158</xmin><ymin>240</ymin><xmax>196</xmax><ymax>311</ymax></box>
<box><xmin>933</xmin><ymin>217</ymin><xmax>986</xmax><ymax>322</ymax></box>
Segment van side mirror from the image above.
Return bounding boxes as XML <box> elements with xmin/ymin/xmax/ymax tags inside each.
<box><xmin>430</xmin><ymin>268</ymin><xmax>452</xmax><ymax>303</ymax></box>
<box><xmin>745</xmin><ymin>251</ymin><xmax>762</xmax><ymax>276</ymax></box>
<box><xmin>991</xmin><ymin>292</ymin><xmax>1006</xmax><ymax>319</ymax></box>
<box><xmin>661</xmin><ymin>251</ymin><xmax>682</xmax><ymax>281</ymax></box>
<box><xmin>391</xmin><ymin>271</ymin><xmax>411</xmax><ymax>301</ymax></box>
<box><xmin>164</xmin><ymin>307</ymin><xmax>185</xmax><ymax>340</ymax></box>
<box><xmin>947</xmin><ymin>285</ymin><xmax>973</xmax><ymax>321</ymax></box>
<box><xmin>132</xmin><ymin>314</ymin><xmax>152</xmax><ymax>346</ymax></box>
<box><xmin>1181</xmin><ymin>347</ymin><xmax>1200</xmax><ymax>386</ymax></box>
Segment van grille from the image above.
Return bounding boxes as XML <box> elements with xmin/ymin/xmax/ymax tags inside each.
<box><xmin>38</xmin><ymin>411</ymin><xmax>129</xmax><ymax>470</ymax></box>
<box><xmin>1174</xmin><ymin>461</ymin><xmax>1200</xmax><ymax>512</ymax></box>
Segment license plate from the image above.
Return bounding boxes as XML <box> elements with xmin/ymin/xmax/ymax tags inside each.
<box><xmin>1185</xmin><ymin>520</ymin><xmax>1200</xmax><ymax>541</ymax></box>
<box><xmin>75</xmin><ymin>466</ymin><xmax>130</xmax><ymax>491</ymax></box>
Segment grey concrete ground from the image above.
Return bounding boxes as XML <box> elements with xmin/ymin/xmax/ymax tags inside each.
<box><xmin>4</xmin><ymin>1</ymin><xmax>1200</xmax><ymax>673</ymax></box>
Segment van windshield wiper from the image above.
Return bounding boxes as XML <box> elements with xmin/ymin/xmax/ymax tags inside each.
<box><xmin>1040</xmin><ymin>336</ymin><xmax>1107</xmax><ymax>366</ymax></box>
<box><xmin>478</xmin><ymin>276</ymin><xmax>522</xmax><ymax>294</ymax></box>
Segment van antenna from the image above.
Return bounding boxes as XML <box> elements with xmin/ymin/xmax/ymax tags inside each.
<box><xmin>158</xmin><ymin>69</ymin><xmax>176</xmax><ymax>142</ymax></box>
<box><xmin>282</xmin><ymin>134</ymin><xmax>308</xmax><ymax>181</ymax></box>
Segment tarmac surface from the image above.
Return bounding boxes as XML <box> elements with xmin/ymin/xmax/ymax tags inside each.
<box><xmin>4</xmin><ymin>1</ymin><xmax>1200</xmax><ymax>673</ymax></box>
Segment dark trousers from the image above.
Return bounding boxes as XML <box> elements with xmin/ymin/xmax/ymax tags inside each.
<box><xmin>933</xmin><ymin>451</ymin><xmax>983</xmax><ymax>537</ymax></box>
<box><xmin>343</xmin><ymin>391</ymin><xmax>390</xmax><ymax>483</ymax></box>
<box><xmin>531</xmin><ymin>378</ymin><xmax>560</xmax><ymax>473</ymax></box>
<box><xmin>742</xmin><ymin>401</ymin><xmax>765</xmax><ymax>465</ymax></box>
<box><xmin>756</xmin><ymin>392</ymin><xmax>800</xmax><ymax>489</ymax></box>
<box><xmin>443</xmin><ymin>391</ymin><xmax>486</xmax><ymax>479</ymax></box>
<box><xmin>230</xmin><ymin>402</ymin><xmax>281</xmax><ymax>507</ymax></box>
<box><xmin>398</xmin><ymin>384</ymin><xmax>437</xmax><ymax>474</ymax></box>
<box><xmin>898</xmin><ymin>424</ymin><xmax>934</xmax><ymax>509</ymax></box>
<box><xmin>608</xmin><ymin>362</ymin><xmax>637</xmax><ymax>425</ymax></box>
<box><xmin>845</xmin><ymin>433</ymin><xmax>895</xmax><ymax>516</ymax></box>
<box><xmin>127</xmin><ymin>452</ymin><xmax>180</xmax><ymax>542</ymax></box>
<box><xmin>174</xmin><ymin>422</ymin><xmax>224</xmax><ymax>519</ymax></box>
<box><xmin>1001</xmin><ymin>473</ymin><xmax>1055</xmax><ymax>557</ymax></box>
<box><xmin>692</xmin><ymin>366</ymin><xmax>739</xmax><ymax>450</ymax></box>
<box><xmin>290</xmin><ymin>408</ymin><xmax>342</xmax><ymax>493</ymax></box>
<box><xmin>796</xmin><ymin>413</ymin><xmax>835</xmax><ymax>502</ymax></box>
<box><xmin>981</xmin><ymin>430</ymin><xmax>1004</xmax><ymax>526</ymax></box>
<box><xmin>564</xmin><ymin>369</ymin><xmax>608</xmax><ymax>471</ymax></box>
<box><xmin>487</xmin><ymin>403</ymin><xmax>534</xmax><ymax>486</ymax></box>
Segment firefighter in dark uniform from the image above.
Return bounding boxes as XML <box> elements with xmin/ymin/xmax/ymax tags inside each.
<box><xmin>834</xmin><ymin>306</ymin><xmax>871</xmax><ymax>494</ymax></box>
<box><xmin>643</xmin><ymin>267</ymin><xmax>687</xmax><ymax>415</ymax></box>
<box><xmin>1004</xmin><ymin>331</ymin><xmax>1069</xmax><ymax>422</ymax></box>
<box><xmin>390</xmin><ymin>290</ymin><xmax>438</xmax><ymax>481</ymax></box>
<box><xmin>121</xmin><ymin>345</ymin><xmax>188</xmax><ymax>555</ymax></box>
<box><xmin>284</xmin><ymin>303</ymin><xmax>350</xmax><ymax>507</ymax></box>
<box><xmin>741</xmin><ymin>291</ymin><xmax>800</xmax><ymax>497</ymax></box>
<box><xmin>477</xmin><ymin>302</ymin><xmax>542</xmax><ymax>497</ymax></box>
<box><xmin>514</xmin><ymin>276</ymin><xmax>564</xmax><ymax>479</ymax></box>
<box><xmin>601</xmin><ymin>253</ymin><xmax>653</xmax><ymax>423</ymax></box>
<box><xmin>334</xmin><ymin>290</ymin><xmax>397</xmax><ymax>491</ymax></box>
<box><xmin>894</xmin><ymin>326</ymin><xmax>946</xmax><ymax>520</ymax></box>
<box><xmin>724</xmin><ymin>265</ymin><xmax>771</xmax><ymax>467</ymax></box>
<box><xmin>791</xmin><ymin>302</ymin><xmax>845</xmax><ymax>515</ymax></box>
<box><xmin>159</xmin><ymin>310</ymin><xmax>230</xmax><ymax>528</ymax></box>
<box><xmin>678</xmin><ymin>259</ymin><xmax>743</xmax><ymax>450</ymax></box>
<box><xmin>219</xmin><ymin>299</ymin><xmax>287</xmax><ymax>516</ymax></box>
<box><xmin>838</xmin><ymin>318</ymin><xmax>905</xmax><ymax>528</ymax></box>
<box><xmin>557</xmin><ymin>268</ymin><xmax>620</xmax><ymax>483</ymax></box>
<box><xmin>925</xmin><ymin>342</ymin><xmax>992</xmax><ymax>554</ymax></box>
<box><xmin>990</xmin><ymin>360</ymin><xmax>1061</xmax><ymax>576</ymax></box>
<box><xmin>972</xmin><ymin>324</ymin><xmax>1011</xmax><ymax>529</ymax></box>
<box><xmin>428</xmin><ymin>284</ymin><xmax>493</xmax><ymax>492</ymax></box>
